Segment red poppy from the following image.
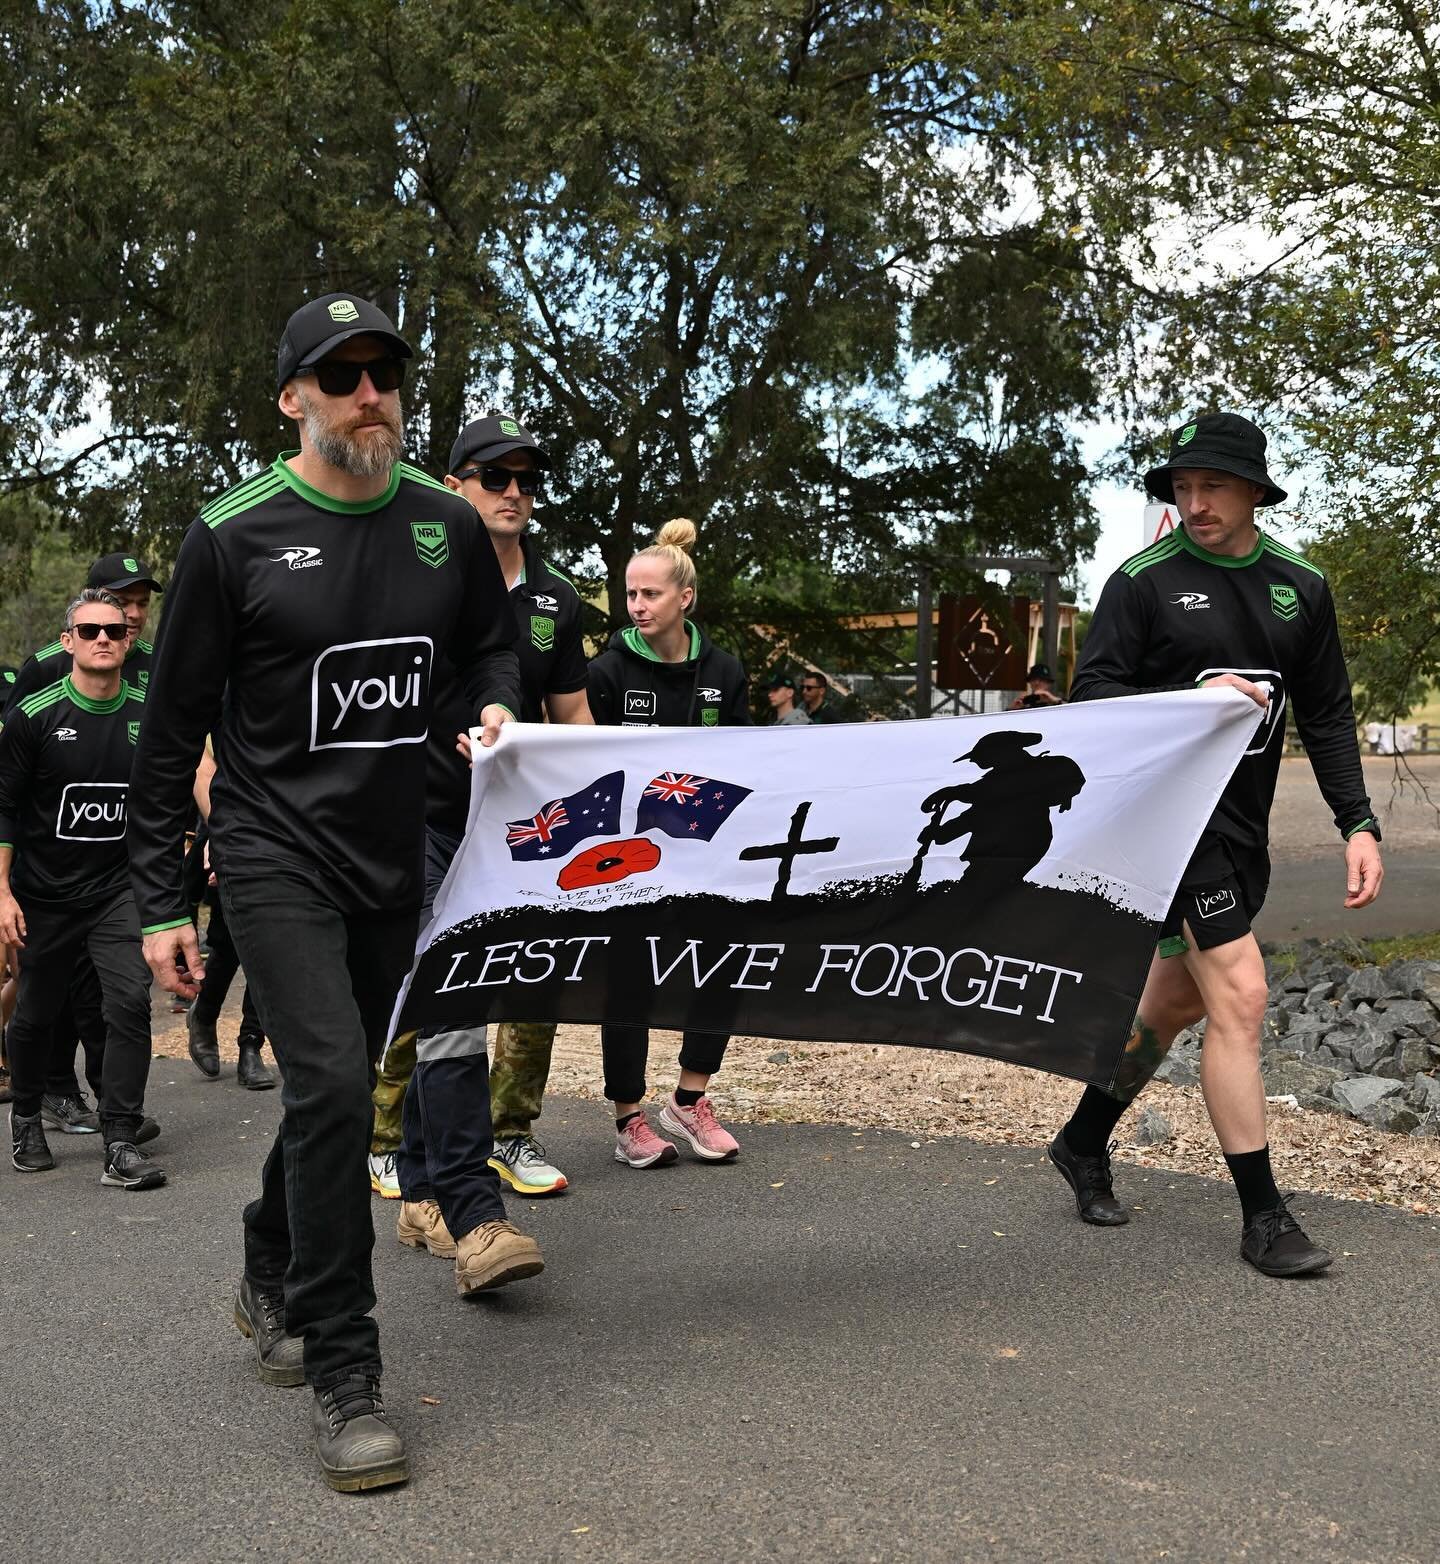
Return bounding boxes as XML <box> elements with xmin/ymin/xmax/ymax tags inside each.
<box><xmin>557</xmin><ymin>836</ymin><xmax>662</xmax><ymax>891</ymax></box>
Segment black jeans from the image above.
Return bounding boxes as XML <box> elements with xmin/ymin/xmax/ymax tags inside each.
<box><xmin>220</xmin><ymin>868</ymin><xmax>416</xmax><ymax>1388</ymax></box>
<box><xmin>192</xmin><ymin>890</ymin><xmax>263</xmax><ymax>1045</ymax></box>
<box><xmin>45</xmin><ymin>973</ymin><xmax>106</xmax><ymax>1101</ymax></box>
<box><xmin>600</xmin><ymin>1026</ymin><xmax>730</xmax><ymax>1105</ymax></box>
<box><xmin>395</xmin><ymin>826</ymin><xmax>505</xmax><ymax>1239</ymax></box>
<box><xmin>6</xmin><ymin>888</ymin><xmax>151</xmax><ymax>1141</ymax></box>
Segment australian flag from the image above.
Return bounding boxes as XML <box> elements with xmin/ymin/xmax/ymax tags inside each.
<box><xmin>505</xmin><ymin>771</ymin><xmax>624</xmax><ymax>861</ymax></box>
<box><xmin>636</xmin><ymin>771</ymin><xmax>752</xmax><ymax>841</ymax></box>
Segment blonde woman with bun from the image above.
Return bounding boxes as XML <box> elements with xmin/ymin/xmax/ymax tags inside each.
<box><xmin>586</xmin><ymin>519</ymin><xmax>751</xmax><ymax>1168</ymax></box>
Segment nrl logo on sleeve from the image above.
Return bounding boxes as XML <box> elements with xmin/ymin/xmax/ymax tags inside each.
<box><xmin>127</xmin><ymin>720</ymin><xmax>140</xmax><ymax>745</ymax></box>
<box><xmin>57</xmin><ymin>782</ymin><xmax>127</xmax><ymax>841</ymax></box>
<box><xmin>530</xmin><ymin>615</ymin><xmax>555</xmax><ymax>652</ymax></box>
<box><xmin>327</xmin><ymin>299</ymin><xmax>360</xmax><ymax>322</ymax></box>
<box><xmin>138</xmin><ymin>670</ymin><xmax>149</xmax><ymax>686</ymax></box>
<box><xmin>411</xmin><ymin>521</ymin><xmax>449</xmax><ymax>569</ymax></box>
<box><xmin>1269</xmin><ymin>583</ymin><xmax>1299</xmax><ymax>622</ymax></box>
<box><xmin>310</xmin><ymin>637</ymin><xmax>434</xmax><ymax>751</ymax></box>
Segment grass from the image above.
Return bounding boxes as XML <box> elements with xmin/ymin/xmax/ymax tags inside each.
<box><xmin>1266</xmin><ymin>929</ymin><xmax>1440</xmax><ymax>973</ymax></box>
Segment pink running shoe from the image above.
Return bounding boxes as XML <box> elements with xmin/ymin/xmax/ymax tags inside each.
<box><xmin>614</xmin><ymin>1113</ymin><xmax>679</xmax><ymax>1169</ymax></box>
<box><xmin>658</xmin><ymin>1094</ymin><xmax>740</xmax><ymax>1162</ymax></box>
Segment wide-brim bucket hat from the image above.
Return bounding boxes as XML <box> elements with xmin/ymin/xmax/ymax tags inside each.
<box><xmin>1145</xmin><ymin>412</ymin><xmax>1287</xmax><ymax>506</ymax></box>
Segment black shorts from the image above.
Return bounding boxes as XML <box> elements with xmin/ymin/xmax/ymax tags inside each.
<box><xmin>1158</xmin><ymin>835</ymin><xmax>1269</xmax><ymax>958</ymax></box>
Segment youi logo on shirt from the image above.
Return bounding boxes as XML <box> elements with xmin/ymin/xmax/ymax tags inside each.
<box><xmin>1197</xmin><ymin>666</ymin><xmax>1287</xmax><ymax>756</ymax></box>
<box><xmin>57</xmin><ymin>782</ymin><xmax>128</xmax><ymax>841</ymax></box>
<box><xmin>310</xmin><ymin>637</ymin><xmax>434</xmax><ymax>751</ymax></box>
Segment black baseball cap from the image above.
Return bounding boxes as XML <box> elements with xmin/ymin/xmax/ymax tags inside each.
<box><xmin>448</xmin><ymin>415</ymin><xmax>553</xmax><ymax>475</ymax></box>
<box><xmin>767</xmin><ymin>673</ymin><xmax>796</xmax><ymax>690</ymax></box>
<box><xmin>88</xmin><ymin>552</ymin><xmax>163</xmax><ymax>594</ymax></box>
<box><xmin>1026</xmin><ymin>663</ymin><xmax>1054</xmax><ymax>682</ymax></box>
<box><xmin>275</xmin><ymin>293</ymin><xmax>413</xmax><ymax>392</ymax></box>
<box><xmin>1145</xmin><ymin>412</ymin><xmax>1287</xmax><ymax>507</ymax></box>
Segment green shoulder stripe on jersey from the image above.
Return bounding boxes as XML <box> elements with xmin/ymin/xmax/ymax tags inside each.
<box><xmin>397</xmin><ymin>461</ymin><xmax>453</xmax><ymax>496</ymax></box>
<box><xmin>541</xmin><ymin>559</ymin><xmax>580</xmax><ymax>593</ymax></box>
<box><xmin>123</xmin><ymin>680</ymin><xmax>146</xmax><ymax>704</ymax></box>
<box><xmin>32</xmin><ymin>638</ymin><xmax>64</xmax><ymax>661</ymax></box>
<box><xmin>19</xmin><ymin>678</ymin><xmax>70</xmax><ymax>719</ymax></box>
<box><xmin>1120</xmin><ymin>532</ymin><xmax>1185</xmax><ymax>577</ymax></box>
<box><xmin>203</xmin><ymin>468</ymin><xmax>287</xmax><ymax>529</ymax></box>
<box><xmin>134</xmin><ymin>637</ymin><xmax>154</xmax><ymax>655</ymax></box>
<box><xmin>1261</xmin><ymin>537</ymin><xmax>1325</xmax><ymax>577</ymax></box>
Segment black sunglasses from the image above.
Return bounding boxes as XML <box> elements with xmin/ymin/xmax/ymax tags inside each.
<box><xmin>295</xmin><ymin>358</ymin><xmax>407</xmax><ymax>397</ymax></box>
<box><xmin>68</xmin><ymin>622</ymin><xmax>129</xmax><ymax>641</ymax></box>
<box><xmin>455</xmin><ymin>464</ymin><xmax>544</xmax><ymax>496</ymax></box>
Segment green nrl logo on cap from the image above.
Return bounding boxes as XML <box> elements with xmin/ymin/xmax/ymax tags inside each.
<box><xmin>123</xmin><ymin>557</ymin><xmax>138</xmax><ymax>573</ymax></box>
<box><xmin>499</xmin><ymin>419</ymin><xmax>521</xmax><ymax>436</ymax></box>
<box><xmin>530</xmin><ymin>615</ymin><xmax>555</xmax><ymax>653</ymax></box>
<box><xmin>1269</xmin><ymin>583</ymin><xmax>1299</xmax><ymax>622</ymax></box>
<box><xmin>1177</xmin><ymin>422</ymin><xmax>1198</xmax><ymax>447</ymax></box>
<box><xmin>328</xmin><ymin>300</ymin><xmax>360</xmax><ymax>323</ymax></box>
<box><xmin>411</xmin><ymin>521</ymin><xmax>449</xmax><ymax>569</ymax></box>
<box><xmin>127</xmin><ymin>719</ymin><xmax>140</xmax><ymax>745</ymax></box>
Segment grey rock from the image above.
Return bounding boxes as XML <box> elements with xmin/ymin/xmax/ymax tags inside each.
<box><xmin>1347</xmin><ymin>1028</ymin><xmax>1396</xmax><ymax>1073</ymax></box>
<box><xmin>1263</xmin><ymin>1006</ymin><xmax>1290</xmax><ymax>1038</ymax></box>
<box><xmin>1364</xmin><ymin>1100</ymin><xmax>1422</xmax><ymax>1136</ymax></box>
<box><xmin>1373</xmin><ymin>999</ymin><xmax>1438</xmax><ymax>1036</ymax></box>
<box><xmin>1372</xmin><ymin>1057</ymin><xmax>1406</xmax><ymax>1081</ymax></box>
<box><xmin>765</xmin><ymin>1050</ymin><xmax>791</xmax><ymax>1065</ymax></box>
<box><xmin>1345</xmin><ymin>965</ymin><xmax>1388</xmax><ymax>1003</ymax></box>
<box><xmin>1407</xmin><ymin>1073</ymin><xmax>1440</xmax><ymax>1112</ymax></box>
<box><xmin>1263</xmin><ymin>1059</ymin><xmax>1343</xmax><ymax>1097</ymax></box>
<box><xmin>1294</xmin><ymin>1091</ymin><xmax>1349</xmax><ymax>1117</ymax></box>
<box><xmin>1261</xmin><ymin>1047</ymin><xmax>1301</xmax><ymax>1067</ymax></box>
<box><xmin>1276</xmin><ymin>992</ymin><xmax>1307</xmax><ymax>1016</ymax></box>
<box><xmin>1412</xmin><ymin>1111</ymin><xmax>1440</xmax><ymax>1139</ymax></box>
<box><xmin>1285</xmin><ymin>1015</ymin><xmax>1334</xmax><ymax>1050</ymax></box>
<box><xmin>1350</xmin><ymin>1000</ymin><xmax>1373</xmax><ymax>1017</ymax></box>
<box><xmin>1154</xmin><ymin>1053</ymin><xmax>1199</xmax><ymax>1087</ymax></box>
<box><xmin>1310</xmin><ymin>1045</ymin><xmax>1344</xmax><ymax>1068</ymax></box>
<box><xmin>1385</xmin><ymin>960</ymin><xmax>1440</xmax><ymax>1007</ymax></box>
<box><xmin>1279</xmin><ymin>969</ymin><xmax>1310</xmax><ymax>995</ymax></box>
<box><xmin>1331</xmin><ymin>1076</ymin><xmax>1405</xmax><ymax>1117</ymax></box>
<box><xmin>1170</xmin><ymin>1026</ymin><xmax>1201</xmax><ymax>1050</ymax></box>
<box><xmin>1316</xmin><ymin>935</ymin><xmax>1367</xmax><ymax>966</ymax></box>
<box><xmin>1133</xmin><ymin>1105</ymin><xmax>1171</xmax><ymax>1146</ymax></box>
<box><xmin>1299</xmin><ymin>958</ymin><xmax>1329</xmax><ymax>985</ymax></box>
<box><xmin>1305</xmin><ymin>979</ymin><xmax>1337</xmax><ymax>1006</ymax></box>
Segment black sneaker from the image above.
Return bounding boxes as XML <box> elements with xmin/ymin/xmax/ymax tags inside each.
<box><xmin>187</xmin><ymin>1009</ymin><xmax>220</xmax><ymax>1078</ymax></box>
<box><xmin>100</xmin><ymin>1140</ymin><xmax>166</xmax><ymax>1190</ymax></box>
<box><xmin>41</xmin><ymin>1092</ymin><xmax>101</xmax><ymax>1135</ymax></box>
<box><xmin>233</xmin><ymin>1275</ymin><xmax>305</xmax><ymax>1387</ymax></box>
<box><xmin>1047</xmin><ymin>1131</ymin><xmax>1130</xmax><ymax>1226</ymax></box>
<box><xmin>11</xmin><ymin>1110</ymin><xmax>55</xmax><ymax>1173</ymax></box>
<box><xmin>1241</xmin><ymin>1198</ymin><xmax>1333</xmax><ymax>1277</ymax></box>
<box><xmin>312</xmin><ymin>1374</ymin><xmax>408</xmax><ymax>1493</ymax></box>
<box><xmin>136</xmin><ymin>1115</ymin><xmax>161</xmax><ymax>1145</ymax></box>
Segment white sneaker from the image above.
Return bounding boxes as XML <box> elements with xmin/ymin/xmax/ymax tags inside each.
<box><xmin>368</xmin><ymin>1151</ymin><xmax>400</xmax><ymax>1199</ymax></box>
<box><xmin>487</xmin><ymin>1134</ymin><xmax>569</xmax><ymax>1196</ymax></box>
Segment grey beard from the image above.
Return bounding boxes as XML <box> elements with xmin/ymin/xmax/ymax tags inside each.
<box><xmin>297</xmin><ymin>390</ymin><xmax>403</xmax><ymax>478</ymax></box>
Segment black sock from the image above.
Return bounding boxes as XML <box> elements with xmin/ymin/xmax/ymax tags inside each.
<box><xmin>1062</xmin><ymin>1085</ymin><xmax>1129</xmax><ymax>1159</ymax></box>
<box><xmin>674</xmin><ymin>1086</ymin><xmax>704</xmax><ymax>1108</ymax></box>
<box><xmin>616</xmin><ymin>1111</ymin><xmax>642</xmax><ymax>1132</ymax></box>
<box><xmin>1224</xmin><ymin>1145</ymin><xmax>1281</xmax><ymax>1222</ymax></box>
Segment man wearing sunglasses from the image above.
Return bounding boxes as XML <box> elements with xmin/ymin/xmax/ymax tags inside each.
<box><xmin>371</xmin><ymin>415</ymin><xmax>590</xmax><ymax>1246</ymax></box>
<box><xmin>0</xmin><ymin>590</ymin><xmax>160</xmax><ymax>1190</ymax></box>
<box><xmin>127</xmin><ymin>292</ymin><xmax>522</xmax><ymax>1493</ymax></box>
<box><xmin>799</xmin><ymin>670</ymin><xmax>842</xmax><ymax>723</ymax></box>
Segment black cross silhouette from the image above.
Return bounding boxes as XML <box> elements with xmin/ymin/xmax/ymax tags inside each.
<box><xmin>738</xmin><ymin>801</ymin><xmax>839</xmax><ymax>902</ymax></box>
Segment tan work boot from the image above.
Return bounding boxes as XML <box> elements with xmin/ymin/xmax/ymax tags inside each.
<box><xmin>396</xmin><ymin>1199</ymin><xmax>456</xmax><ymax>1258</ymax></box>
<box><xmin>454</xmin><ymin>1219</ymin><xmax>545</xmax><ymax>1296</ymax></box>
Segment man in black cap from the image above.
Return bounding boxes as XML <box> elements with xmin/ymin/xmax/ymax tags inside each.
<box><xmin>1046</xmin><ymin>412</ymin><xmax>1382</xmax><ymax>1277</ymax></box>
<box><xmin>766</xmin><ymin>673</ymin><xmax>811</xmax><ymax>725</ymax></box>
<box><xmin>371</xmin><ymin>412</ymin><xmax>590</xmax><ymax>1255</ymax></box>
<box><xmin>1009</xmin><ymin>663</ymin><xmax>1064</xmax><ymax>710</ymax></box>
<box><xmin>127</xmin><ymin>292</ymin><xmax>522</xmax><ymax>1491</ymax></box>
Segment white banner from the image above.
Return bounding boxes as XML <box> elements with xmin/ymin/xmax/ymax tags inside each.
<box><xmin>391</xmin><ymin>689</ymin><xmax>1263</xmax><ymax>1088</ymax></box>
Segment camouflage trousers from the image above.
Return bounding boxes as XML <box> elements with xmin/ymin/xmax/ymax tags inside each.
<box><xmin>369</xmin><ymin>1020</ymin><xmax>558</xmax><ymax>1155</ymax></box>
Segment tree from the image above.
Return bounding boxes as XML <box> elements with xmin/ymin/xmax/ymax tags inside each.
<box><xmin>1</xmin><ymin>0</ymin><xmax>1107</xmax><ymax>685</ymax></box>
<box><xmin>930</xmin><ymin>0</ymin><xmax>1440</xmax><ymax>716</ymax></box>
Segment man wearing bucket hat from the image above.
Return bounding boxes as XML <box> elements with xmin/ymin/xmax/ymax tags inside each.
<box><xmin>127</xmin><ymin>291</ymin><xmax>523</xmax><ymax>1491</ymax></box>
<box><xmin>1046</xmin><ymin>412</ymin><xmax>1382</xmax><ymax>1277</ymax></box>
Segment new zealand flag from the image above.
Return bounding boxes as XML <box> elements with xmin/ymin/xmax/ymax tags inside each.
<box><xmin>636</xmin><ymin>771</ymin><xmax>752</xmax><ymax>841</ymax></box>
<box><xmin>505</xmin><ymin>771</ymin><xmax>624</xmax><ymax>861</ymax></box>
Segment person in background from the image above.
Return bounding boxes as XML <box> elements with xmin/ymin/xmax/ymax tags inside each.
<box><xmin>798</xmin><ymin>669</ymin><xmax>841</xmax><ymax>723</ymax></box>
<box><xmin>766</xmin><ymin>674</ymin><xmax>811</xmax><ymax>725</ymax></box>
<box><xmin>1009</xmin><ymin>662</ymin><xmax>1065</xmax><ymax>711</ymax></box>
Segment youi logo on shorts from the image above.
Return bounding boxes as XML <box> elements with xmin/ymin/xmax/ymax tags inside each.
<box><xmin>270</xmin><ymin>546</ymin><xmax>323</xmax><ymax>571</ymax></box>
<box><xmin>56</xmin><ymin>783</ymin><xmax>127</xmax><ymax>841</ymax></box>
<box><xmin>1195</xmin><ymin>887</ymin><xmax>1237</xmax><ymax>919</ymax></box>
<box><xmin>309</xmin><ymin>637</ymin><xmax>434</xmax><ymax>751</ymax></box>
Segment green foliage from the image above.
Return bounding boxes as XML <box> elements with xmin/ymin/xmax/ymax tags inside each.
<box><xmin>0</xmin><ymin>496</ymin><xmax>96</xmax><ymax>665</ymax></box>
<box><xmin>0</xmin><ymin>0</ymin><xmax>1109</xmax><ymax>678</ymax></box>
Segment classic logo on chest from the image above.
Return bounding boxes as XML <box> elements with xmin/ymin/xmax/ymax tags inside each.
<box><xmin>1169</xmin><ymin>592</ymin><xmax>1210</xmax><ymax>612</ymax></box>
<box><xmin>310</xmin><ymin>637</ymin><xmax>434</xmax><ymax>751</ymax></box>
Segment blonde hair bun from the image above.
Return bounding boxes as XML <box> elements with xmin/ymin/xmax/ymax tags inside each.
<box><xmin>655</xmin><ymin>517</ymin><xmax>697</xmax><ymax>553</ymax></box>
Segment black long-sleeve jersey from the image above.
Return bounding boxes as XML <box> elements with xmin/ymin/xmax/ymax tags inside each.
<box><xmin>426</xmin><ymin>533</ymin><xmax>589</xmax><ymax>835</ymax></box>
<box><xmin>0</xmin><ymin>676</ymin><xmax>146</xmax><ymax>906</ymax></box>
<box><xmin>1072</xmin><ymin>526</ymin><xmax>1376</xmax><ymax>860</ymax></box>
<box><xmin>127</xmin><ymin>455</ymin><xmax>522</xmax><ymax>932</ymax></box>
<box><xmin>587</xmin><ymin>623</ymin><xmax>750</xmax><ymax>729</ymax></box>
<box><xmin>4</xmin><ymin>635</ymin><xmax>154</xmax><ymax>721</ymax></box>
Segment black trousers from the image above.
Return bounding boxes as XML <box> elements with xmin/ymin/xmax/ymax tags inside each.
<box><xmin>6</xmin><ymin>888</ymin><xmax>152</xmax><ymax>1141</ymax></box>
<box><xmin>600</xmin><ymin>1026</ymin><xmax>730</xmax><ymax>1105</ymax></box>
<box><xmin>45</xmin><ymin>975</ymin><xmax>106</xmax><ymax>1101</ymax></box>
<box><xmin>221</xmin><ymin>868</ymin><xmax>415</xmax><ymax>1388</ymax></box>
<box><xmin>192</xmin><ymin>890</ymin><xmax>263</xmax><ymax>1044</ymax></box>
<box><xmin>395</xmin><ymin>826</ymin><xmax>505</xmax><ymax>1239</ymax></box>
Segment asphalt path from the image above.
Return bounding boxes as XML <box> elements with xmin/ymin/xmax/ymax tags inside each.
<box><xmin>4</xmin><ymin>1072</ymin><xmax>1437</xmax><ymax>1564</ymax></box>
<box><xmin>1255</xmin><ymin>846</ymin><xmax>1440</xmax><ymax>942</ymax></box>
